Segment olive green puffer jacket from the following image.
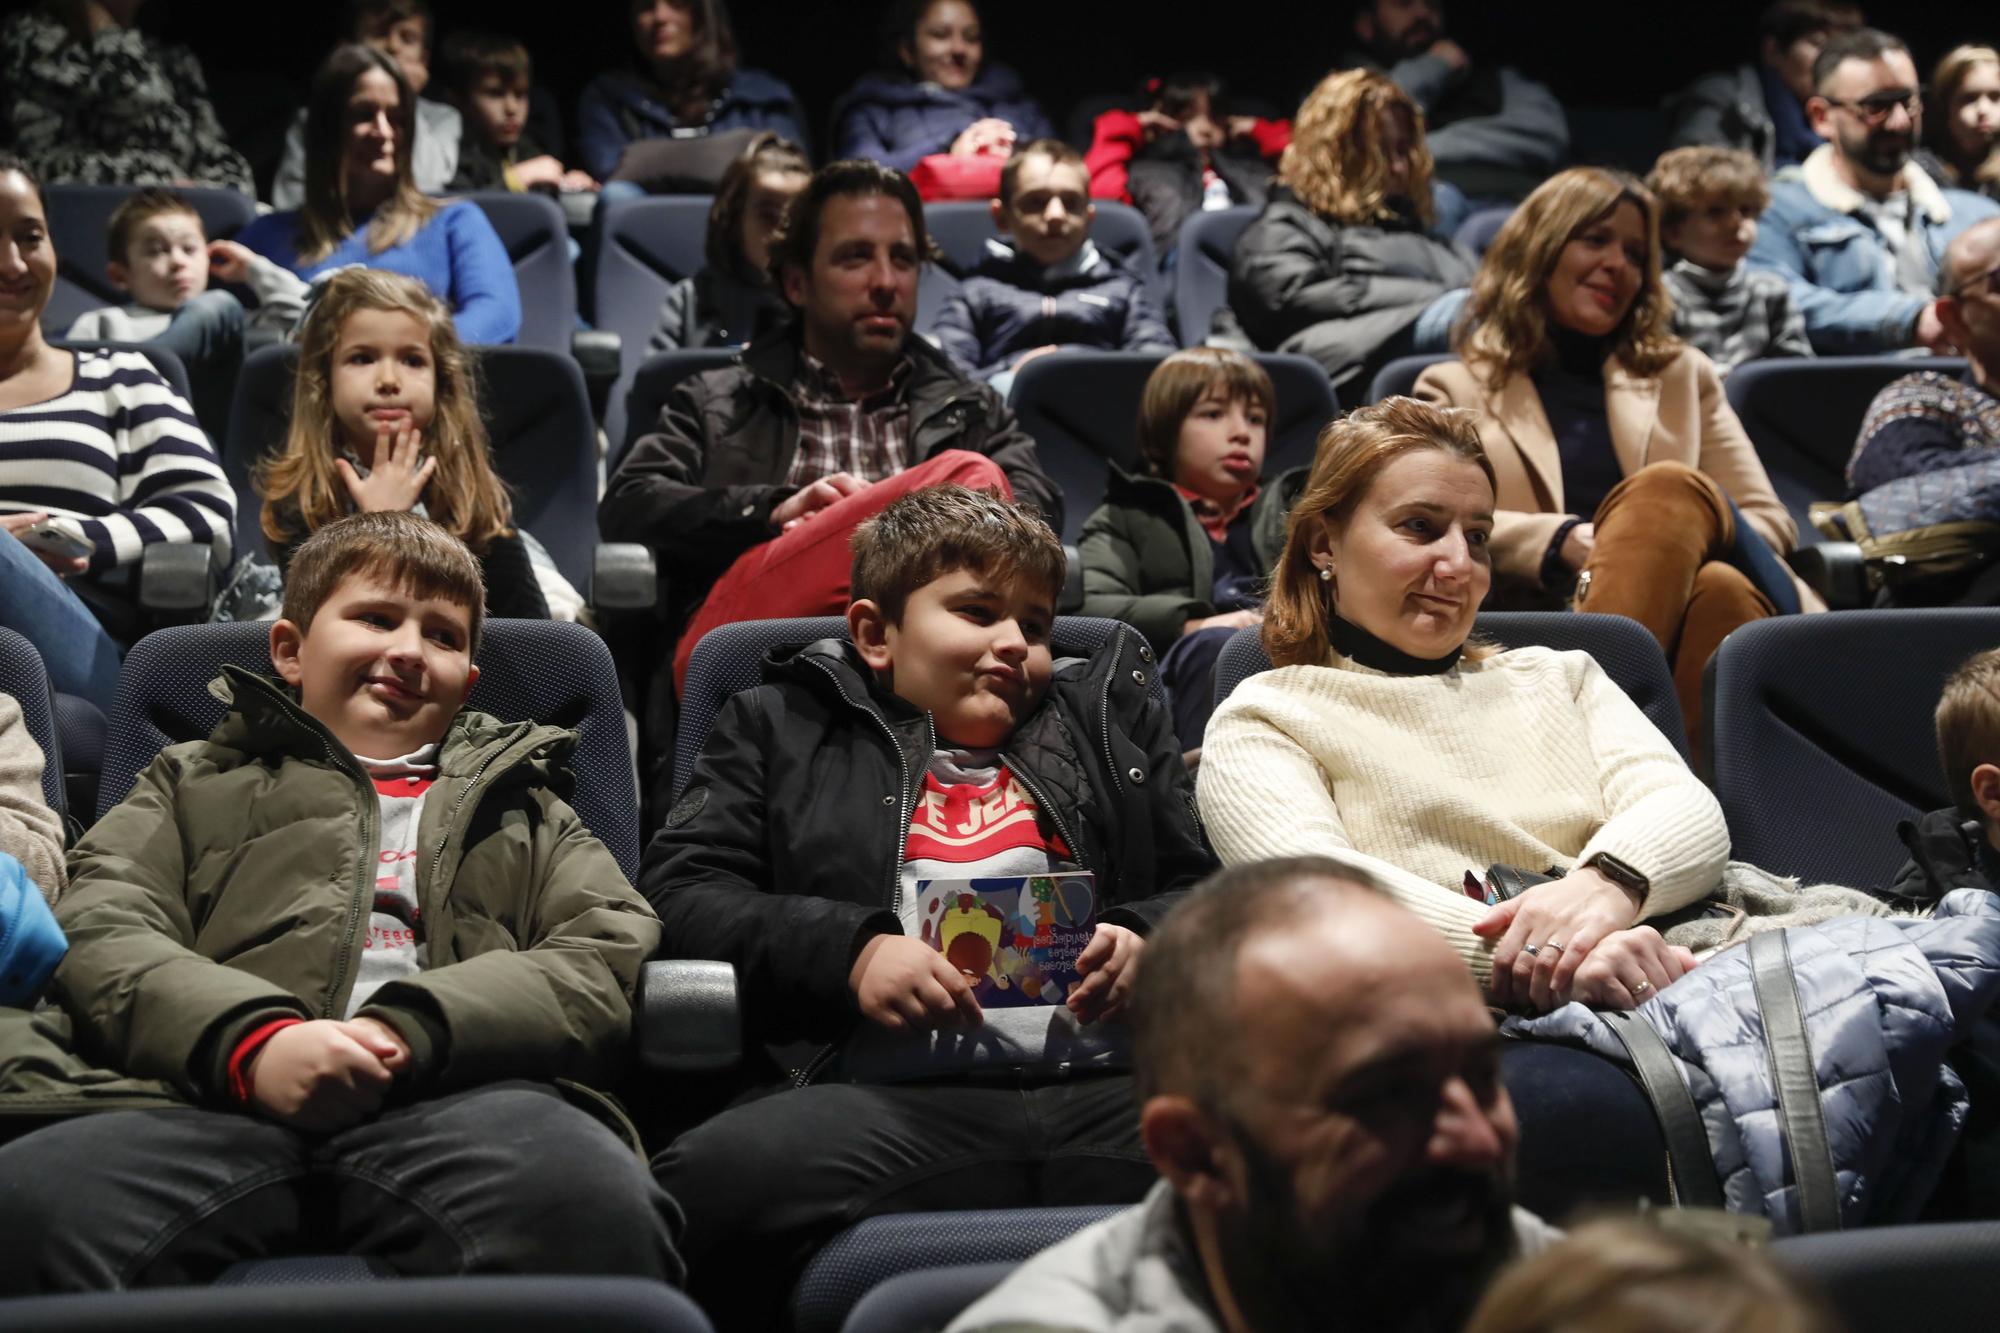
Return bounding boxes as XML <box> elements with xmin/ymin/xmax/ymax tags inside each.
<box><xmin>0</xmin><ymin>667</ymin><xmax>659</xmax><ymax>1133</ymax></box>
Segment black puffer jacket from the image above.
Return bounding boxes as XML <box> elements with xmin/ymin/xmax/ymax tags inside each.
<box><xmin>637</xmin><ymin>627</ymin><xmax>1215</xmax><ymax>1046</ymax></box>
<box><xmin>1886</xmin><ymin>807</ymin><xmax>2000</xmax><ymax>905</ymax></box>
<box><xmin>1228</xmin><ymin>186</ymin><xmax>1475</xmax><ymax>390</ymax></box>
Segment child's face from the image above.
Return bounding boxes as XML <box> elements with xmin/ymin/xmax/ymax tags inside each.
<box><xmin>856</xmin><ymin>567</ymin><xmax>1055</xmax><ymax>750</ymax></box>
<box><xmin>110</xmin><ymin>211</ymin><xmax>208</xmax><ymax>312</ymax></box>
<box><xmin>1174</xmin><ymin>388</ymin><xmax>1268</xmax><ymax>505</ymax></box>
<box><xmin>1952</xmin><ymin>63</ymin><xmax>2000</xmax><ymax>162</ymax></box>
<box><xmin>740</xmin><ymin>168</ymin><xmax>808</xmax><ymax>277</ymax></box>
<box><xmin>363</xmin><ymin>16</ymin><xmax>430</xmax><ymax>95</ymax></box>
<box><xmin>1663</xmin><ymin>198</ymin><xmax>1759</xmax><ymax>272</ymax></box>
<box><xmin>329</xmin><ymin>307</ymin><xmax>438</xmax><ymax>456</ymax></box>
<box><xmin>270</xmin><ymin>570</ymin><xmax>478</xmax><ymax>759</ymax></box>
<box><xmin>996</xmin><ymin>153</ymin><xmax>1092</xmax><ymax>268</ymax></box>
<box><xmin>467</xmin><ymin>72</ymin><xmax>529</xmax><ymax>148</ymax></box>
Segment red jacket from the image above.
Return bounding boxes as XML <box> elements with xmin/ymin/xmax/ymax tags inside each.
<box><xmin>1084</xmin><ymin>108</ymin><xmax>1291</xmax><ymax>203</ymax></box>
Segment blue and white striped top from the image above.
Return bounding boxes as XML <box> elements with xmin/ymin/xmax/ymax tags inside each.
<box><xmin>0</xmin><ymin>349</ymin><xmax>235</xmax><ymax>570</ymax></box>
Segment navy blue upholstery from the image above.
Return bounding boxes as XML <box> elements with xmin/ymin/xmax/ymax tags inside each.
<box><xmin>1008</xmin><ymin>350</ymin><xmax>1337</xmax><ymax>542</ymax></box>
<box><xmin>837</xmin><ymin>1261</ymin><xmax>1016</xmax><ymax>1333</ymax></box>
<box><xmin>0</xmin><ymin>1276</ymin><xmax>713</xmax><ymax>1332</ymax></box>
<box><xmin>1364</xmin><ymin>352</ymin><xmax>1454</xmax><ymax>406</ymax></box>
<box><xmin>615</xmin><ymin>348</ymin><xmax>741</xmax><ymax>472</ymax></box>
<box><xmin>41</xmin><ymin>184</ymin><xmax>258</xmax><ymax>334</ymax></box>
<box><xmin>673</xmin><ymin>615</ymin><xmax>1157</xmax><ymax>802</ymax></box>
<box><xmin>794</xmin><ymin>1206</ymin><xmax>1119</xmax><ymax>1333</ymax></box>
<box><xmin>1452</xmin><ymin>206</ymin><xmax>1514</xmax><ymax>256</ymax></box>
<box><xmin>223</xmin><ymin>344</ymin><xmax>599</xmax><ymax>591</ymax></box>
<box><xmin>1772</xmin><ymin>1220</ymin><xmax>2000</xmax><ymax>1333</ymax></box>
<box><xmin>52</xmin><ymin>693</ymin><xmax>105</xmax><ymax>828</ymax></box>
<box><xmin>590</xmin><ymin>194</ymin><xmax>713</xmax><ymax>448</ymax></box>
<box><xmin>1706</xmin><ymin>610</ymin><xmax>2000</xmax><ymax>888</ymax></box>
<box><xmin>1213</xmin><ymin>611</ymin><xmax>1688</xmax><ymax>760</ymax></box>
<box><xmin>1725</xmin><ymin>356</ymin><xmax>1965</xmax><ymax>544</ymax></box>
<box><xmin>924</xmin><ymin>200</ymin><xmax>1162</xmax><ymax>300</ymax></box>
<box><xmin>1171</xmin><ymin>205</ymin><xmax>1257</xmax><ymax>346</ymax></box>
<box><xmin>459</xmin><ymin>192</ymin><xmax>576</xmax><ymax>353</ymax></box>
<box><xmin>52</xmin><ymin>341</ymin><xmax>194</xmax><ymax>407</ymax></box>
<box><xmin>0</xmin><ymin>629</ymin><xmax>64</xmax><ymax>821</ymax></box>
<box><xmin>95</xmin><ymin>620</ymin><xmax>639</xmax><ymax>882</ymax></box>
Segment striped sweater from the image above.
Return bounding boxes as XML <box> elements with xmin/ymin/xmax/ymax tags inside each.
<box><xmin>1197</xmin><ymin>645</ymin><xmax>1730</xmax><ymax>983</ymax></box>
<box><xmin>0</xmin><ymin>349</ymin><xmax>234</xmax><ymax>571</ymax></box>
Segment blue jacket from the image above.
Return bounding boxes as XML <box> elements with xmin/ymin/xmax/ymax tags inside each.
<box><xmin>1748</xmin><ymin>145</ymin><xmax>2000</xmax><ymax>354</ymax></box>
<box><xmin>235</xmin><ymin>201</ymin><xmax>522</xmax><ymax>346</ymax></box>
<box><xmin>931</xmin><ymin>239</ymin><xmax>1175</xmax><ymax>380</ymax></box>
<box><xmin>1512</xmin><ymin>887</ymin><xmax>2000</xmax><ymax>1232</ymax></box>
<box><xmin>832</xmin><ymin>65</ymin><xmax>1053</xmax><ymax>175</ymax></box>
<box><xmin>575</xmin><ymin>67</ymin><xmax>808</xmax><ymax>183</ymax></box>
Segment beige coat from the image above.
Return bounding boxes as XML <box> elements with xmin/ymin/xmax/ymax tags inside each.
<box><xmin>1413</xmin><ymin>346</ymin><xmax>1798</xmax><ymax>588</ymax></box>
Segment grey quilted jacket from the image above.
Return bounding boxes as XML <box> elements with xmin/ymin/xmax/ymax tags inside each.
<box><xmin>1509</xmin><ymin>888</ymin><xmax>2000</xmax><ymax>1231</ymax></box>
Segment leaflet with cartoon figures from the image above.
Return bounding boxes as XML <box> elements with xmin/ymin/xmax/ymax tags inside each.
<box><xmin>914</xmin><ymin>872</ymin><xmax>1098</xmax><ymax>1008</ymax></box>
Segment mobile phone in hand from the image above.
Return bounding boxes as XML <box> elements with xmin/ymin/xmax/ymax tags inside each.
<box><xmin>16</xmin><ymin>522</ymin><xmax>94</xmax><ymax>564</ymax></box>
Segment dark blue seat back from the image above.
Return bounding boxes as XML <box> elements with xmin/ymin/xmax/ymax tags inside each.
<box><xmin>224</xmin><ymin>344</ymin><xmax>598</xmax><ymax>591</ymax></box>
<box><xmin>616</xmin><ymin>348</ymin><xmax>742</xmax><ymax>472</ymax></box>
<box><xmin>1214</xmin><ymin>611</ymin><xmax>1688</xmax><ymax>760</ymax></box>
<box><xmin>1706</xmin><ymin>609</ymin><xmax>2000</xmax><ymax>888</ymax></box>
<box><xmin>42</xmin><ymin>184</ymin><xmax>258</xmax><ymax>334</ymax></box>
<box><xmin>591</xmin><ymin>194</ymin><xmax>713</xmax><ymax>447</ymax></box>
<box><xmin>838</xmin><ymin>1263</ymin><xmax>1016</xmax><ymax>1333</ymax></box>
<box><xmin>924</xmin><ymin>200</ymin><xmax>1161</xmax><ymax>300</ymax></box>
<box><xmin>1772</xmin><ymin>1220</ymin><xmax>2000</xmax><ymax>1333</ymax></box>
<box><xmin>0</xmin><ymin>628</ymin><xmax>64</xmax><ymax>821</ymax></box>
<box><xmin>673</xmin><ymin>616</ymin><xmax>1156</xmax><ymax>802</ymax></box>
<box><xmin>97</xmin><ymin>620</ymin><xmax>639</xmax><ymax>881</ymax></box>
<box><xmin>1452</xmin><ymin>206</ymin><xmax>1514</xmax><ymax>256</ymax></box>
<box><xmin>1725</xmin><ymin>356</ymin><xmax>1966</xmax><ymax>545</ymax></box>
<box><xmin>458</xmin><ymin>192</ymin><xmax>575</xmax><ymax>352</ymax></box>
<box><xmin>1364</xmin><ymin>352</ymin><xmax>1455</xmax><ymax>406</ymax></box>
<box><xmin>1171</xmin><ymin>205</ymin><xmax>1257</xmax><ymax>346</ymax></box>
<box><xmin>1008</xmin><ymin>350</ymin><xmax>1337</xmax><ymax>543</ymax></box>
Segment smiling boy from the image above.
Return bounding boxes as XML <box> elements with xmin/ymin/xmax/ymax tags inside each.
<box><xmin>0</xmin><ymin>512</ymin><xmax>677</xmax><ymax>1293</ymax></box>
<box><xmin>642</xmin><ymin>484</ymin><xmax>1214</xmax><ymax>1331</ymax></box>
<box><xmin>933</xmin><ymin>138</ymin><xmax>1176</xmax><ymax>391</ymax></box>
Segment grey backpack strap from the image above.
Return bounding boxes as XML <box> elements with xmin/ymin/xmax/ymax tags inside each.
<box><xmin>1599</xmin><ymin>1011</ymin><xmax>1724</xmax><ymax>1209</ymax></box>
<box><xmin>1747</xmin><ymin>929</ymin><xmax>1842</xmax><ymax>1232</ymax></box>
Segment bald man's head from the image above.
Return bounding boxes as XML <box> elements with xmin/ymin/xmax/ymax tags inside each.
<box><xmin>1943</xmin><ymin>216</ymin><xmax>2000</xmax><ymax>296</ymax></box>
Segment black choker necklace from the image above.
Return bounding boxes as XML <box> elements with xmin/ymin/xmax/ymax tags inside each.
<box><xmin>1328</xmin><ymin>614</ymin><xmax>1462</xmax><ymax>675</ymax></box>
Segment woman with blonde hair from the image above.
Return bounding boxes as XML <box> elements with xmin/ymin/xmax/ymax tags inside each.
<box><xmin>1925</xmin><ymin>45</ymin><xmax>2000</xmax><ymax>198</ymax></box>
<box><xmin>1414</xmin><ymin>166</ymin><xmax>1810</xmax><ymax>754</ymax></box>
<box><xmin>1226</xmin><ymin>67</ymin><xmax>1474</xmax><ymax>391</ymax></box>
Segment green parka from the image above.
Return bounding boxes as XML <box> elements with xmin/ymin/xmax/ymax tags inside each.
<box><xmin>0</xmin><ymin>668</ymin><xmax>659</xmax><ymax>1134</ymax></box>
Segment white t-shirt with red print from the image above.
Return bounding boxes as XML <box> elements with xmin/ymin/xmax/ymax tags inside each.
<box><xmin>898</xmin><ymin>748</ymin><xmax>1076</xmax><ymax>937</ymax></box>
<box><xmin>345</xmin><ymin>745</ymin><xmax>437</xmax><ymax>1016</ymax></box>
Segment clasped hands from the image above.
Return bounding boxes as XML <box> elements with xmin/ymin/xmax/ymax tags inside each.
<box><xmin>244</xmin><ymin>1017</ymin><xmax>411</xmax><ymax>1132</ymax></box>
<box><xmin>1474</xmin><ymin>867</ymin><xmax>1697</xmax><ymax>1013</ymax></box>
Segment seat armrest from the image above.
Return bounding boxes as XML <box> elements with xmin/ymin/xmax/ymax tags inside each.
<box><xmin>572</xmin><ymin>329</ymin><xmax>622</xmax><ymax>419</ymax></box>
<box><xmin>637</xmin><ymin>959</ymin><xmax>742</xmax><ymax>1073</ymax></box>
<box><xmin>1061</xmin><ymin>543</ymin><xmax>1084</xmax><ymax>614</ymax></box>
<box><xmin>592</xmin><ymin>542</ymin><xmax>658</xmax><ymax>612</ymax></box>
<box><xmin>558</xmin><ymin>190</ymin><xmax>599</xmax><ymax>232</ymax></box>
<box><xmin>1786</xmin><ymin>541</ymin><xmax>1867</xmax><ymax>610</ymax></box>
<box><xmin>138</xmin><ymin>543</ymin><xmax>217</xmax><ymax>618</ymax></box>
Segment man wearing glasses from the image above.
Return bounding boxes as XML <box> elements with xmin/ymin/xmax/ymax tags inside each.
<box><xmin>1844</xmin><ymin>216</ymin><xmax>2000</xmax><ymax>606</ymax></box>
<box><xmin>1750</xmin><ymin>28</ymin><xmax>2000</xmax><ymax>355</ymax></box>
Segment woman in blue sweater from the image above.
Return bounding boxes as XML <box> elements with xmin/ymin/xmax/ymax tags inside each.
<box><xmin>236</xmin><ymin>44</ymin><xmax>521</xmax><ymax>346</ymax></box>
<box><xmin>576</xmin><ymin>0</ymin><xmax>807</xmax><ymax>185</ymax></box>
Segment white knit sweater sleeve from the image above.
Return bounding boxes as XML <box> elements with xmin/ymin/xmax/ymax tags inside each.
<box><xmin>1565</xmin><ymin>653</ymin><xmax>1731</xmax><ymax>918</ymax></box>
<box><xmin>1198</xmin><ymin>677</ymin><xmax>1496</xmax><ymax>981</ymax></box>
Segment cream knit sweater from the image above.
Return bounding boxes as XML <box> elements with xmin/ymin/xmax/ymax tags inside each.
<box><xmin>1198</xmin><ymin>646</ymin><xmax>1731</xmax><ymax>983</ymax></box>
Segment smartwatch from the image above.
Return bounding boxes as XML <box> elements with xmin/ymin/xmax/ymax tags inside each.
<box><xmin>1586</xmin><ymin>852</ymin><xmax>1650</xmax><ymax>903</ymax></box>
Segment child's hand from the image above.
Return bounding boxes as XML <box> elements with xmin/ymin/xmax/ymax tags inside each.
<box><xmin>1068</xmin><ymin>924</ymin><xmax>1142</xmax><ymax>1025</ymax></box>
<box><xmin>341</xmin><ymin>1016</ymin><xmax>411</xmax><ymax>1072</ymax></box>
<box><xmin>337</xmin><ymin>426</ymin><xmax>436</xmax><ymax>514</ymax></box>
<box><xmin>849</xmin><ymin>934</ymin><xmax>983</xmax><ymax>1032</ymax></box>
<box><xmin>1135</xmin><ymin>108</ymin><xmax>1182</xmax><ymax>141</ymax></box>
<box><xmin>512</xmin><ymin>155</ymin><xmax>567</xmax><ymax>189</ymax></box>
<box><xmin>245</xmin><ymin>1019</ymin><xmax>399</xmax><ymax>1131</ymax></box>
<box><xmin>772</xmin><ymin>471</ymin><xmax>868</xmax><ymax>532</ymax></box>
<box><xmin>560</xmin><ymin>169</ymin><xmax>600</xmax><ymax>193</ymax></box>
<box><xmin>206</xmin><ymin>239</ymin><xmax>255</xmax><ymax>284</ymax></box>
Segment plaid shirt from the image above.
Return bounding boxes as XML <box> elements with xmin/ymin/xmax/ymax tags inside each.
<box><xmin>785</xmin><ymin>353</ymin><xmax>916</xmax><ymax>487</ymax></box>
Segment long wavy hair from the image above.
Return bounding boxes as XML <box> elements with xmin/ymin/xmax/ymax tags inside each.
<box><xmin>1929</xmin><ymin>45</ymin><xmax>2000</xmax><ymax>191</ymax></box>
<box><xmin>1455</xmin><ymin>167</ymin><xmax>1680</xmax><ymax>390</ymax></box>
<box><xmin>1279</xmin><ymin>68</ymin><xmax>1437</xmax><ymax>228</ymax></box>
<box><xmin>257</xmin><ymin>268</ymin><xmax>513</xmax><ymax>555</ymax></box>
<box><xmin>298</xmin><ymin>44</ymin><xmax>439</xmax><ymax>265</ymax></box>
<box><xmin>1263</xmin><ymin>398</ymin><xmax>1497</xmax><ymax>670</ymax></box>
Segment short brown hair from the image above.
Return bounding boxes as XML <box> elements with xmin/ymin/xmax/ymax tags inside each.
<box><xmin>998</xmin><ymin>138</ymin><xmax>1086</xmax><ymax>207</ymax></box>
<box><xmin>438</xmin><ymin>29</ymin><xmax>531</xmax><ymax>101</ymax></box>
<box><xmin>766</xmin><ymin>159</ymin><xmax>938</xmax><ymax>290</ymax></box>
<box><xmin>280</xmin><ymin>511</ymin><xmax>487</xmax><ymax>656</ymax></box>
<box><xmin>1135</xmin><ymin>348</ymin><xmax>1277</xmax><ymax>479</ymax></box>
<box><xmin>850</xmin><ymin>484</ymin><xmax>1065</xmax><ymax>626</ymax></box>
<box><xmin>106</xmin><ymin>188</ymin><xmax>201</xmax><ymax>266</ymax></box>
<box><xmin>1646</xmin><ymin>147</ymin><xmax>1771</xmax><ymax>237</ymax></box>
<box><xmin>1263</xmin><ymin>397</ymin><xmax>1497</xmax><ymax>669</ymax></box>
<box><xmin>1937</xmin><ymin>648</ymin><xmax>2000</xmax><ymax>825</ymax></box>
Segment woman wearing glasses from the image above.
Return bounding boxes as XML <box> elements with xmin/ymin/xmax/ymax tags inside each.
<box><xmin>1746</xmin><ymin>27</ymin><xmax>2000</xmax><ymax>355</ymax></box>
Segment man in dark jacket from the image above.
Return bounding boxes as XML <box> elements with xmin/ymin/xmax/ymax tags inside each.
<box><xmin>1665</xmin><ymin>1</ymin><xmax>1832</xmax><ymax>172</ymax></box>
<box><xmin>931</xmin><ymin>140</ymin><xmax>1175</xmax><ymax>390</ymax></box>
<box><xmin>599</xmin><ymin>159</ymin><xmax>1061</xmax><ymax>815</ymax></box>
<box><xmin>644</xmin><ymin>486</ymin><xmax>1216</xmax><ymax>1332</ymax></box>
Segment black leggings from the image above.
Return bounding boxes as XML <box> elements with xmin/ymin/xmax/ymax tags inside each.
<box><xmin>1501</xmin><ymin>1039</ymin><xmax>1672</xmax><ymax>1223</ymax></box>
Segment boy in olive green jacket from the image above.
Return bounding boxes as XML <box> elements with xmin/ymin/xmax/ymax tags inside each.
<box><xmin>0</xmin><ymin>512</ymin><xmax>679</xmax><ymax>1293</ymax></box>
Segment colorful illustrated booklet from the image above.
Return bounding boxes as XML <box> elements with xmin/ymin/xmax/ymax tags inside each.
<box><xmin>915</xmin><ymin>871</ymin><xmax>1098</xmax><ymax>1008</ymax></box>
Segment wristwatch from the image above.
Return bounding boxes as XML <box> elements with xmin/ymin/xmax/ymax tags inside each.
<box><xmin>1586</xmin><ymin>852</ymin><xmax>1650</xmax><ymax>903</ymax></box>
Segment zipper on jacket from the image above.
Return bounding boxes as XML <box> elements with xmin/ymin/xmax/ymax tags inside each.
<box><xmin>1099</xmin><ymin>624</ymin><xmax>1130</xmax><ymax>797</ymax></box>
<box><xmin>997</xmin><ymin>756</ymin><xmax>1085</xmax><ymax>878</ymax></box>
<box><xmin>422</xmin><ymin>742</ymin><xmax>516</xmax><ymax>915</ymax></box>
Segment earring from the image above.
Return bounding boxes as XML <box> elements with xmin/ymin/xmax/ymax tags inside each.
<box><xmin>1318</xmin><ymin>565</ymin><xmax>1333</xmax><ymax>582</ymax></box>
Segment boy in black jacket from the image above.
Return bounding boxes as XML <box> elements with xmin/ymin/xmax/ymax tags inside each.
<box><xmin>641</xmin><ymin>485</ymin><xmax>1214</xmax><ymax>1331</ymax></box>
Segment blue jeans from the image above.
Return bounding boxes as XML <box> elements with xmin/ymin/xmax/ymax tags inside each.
<box><xmin>0</xmin><ymin>532</ymin><xmax>122</xmax><ymax>710</ymax></box>
<box><xmin>150</xmin><ymin>289</ymin><xmax>246</xmax><ymax>437</ymax></box>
